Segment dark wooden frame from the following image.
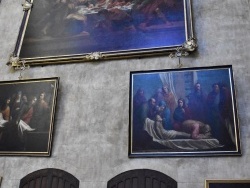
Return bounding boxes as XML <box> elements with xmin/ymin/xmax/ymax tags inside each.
<box><xmin>205</xmin><ymin>180</ymin><xmax>250</xmax><ymax>188</ymax></box>
<box><xmin>0</xmin><ymin>77</ymin><xmax>59</xmax><ymax>156</ymax></box>
<box><xmin>9</xmin><ymin>0</ymin><xmax>196</xmax><ymax>67</ymax></box>
<box><xmin>129</xmin><ymin>65</ymin><xmax>241</xmax><ymax>157</ymax></box>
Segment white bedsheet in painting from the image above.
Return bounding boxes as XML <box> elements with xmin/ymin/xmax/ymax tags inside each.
<box><xmin>144</xmin><ymin>118</ymin><xmax>223</xmax><ymax>150</ymax></box>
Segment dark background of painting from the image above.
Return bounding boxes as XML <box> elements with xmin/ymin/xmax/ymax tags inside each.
<box><xmin>132</xmin><ymin>68</ymin><xmax>231</xmax><ymax>102</ymax></box>
<box><xmin>0</xmin><ymin>80</ymin><xmax>56</xmax><ymax>107</ymax></box>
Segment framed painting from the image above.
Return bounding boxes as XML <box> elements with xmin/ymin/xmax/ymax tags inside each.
<box><xmin>9</xmin><ymin>0</ymin><xmax>196</xmax><ymax>67</ymax></box>
<box><xmin>129</xmin><ymin>65</ymin><xmax>241</xmax><ymax>157</ymax></box>
<box><xmin>0</xmin><ymin>77</ymin><xmax>59</xmax><ymax>156</ymax></box>
<box><xmin>205</xmin><ymin>180</ymin><xmax>250</xmax><ymax>188</ymax></box>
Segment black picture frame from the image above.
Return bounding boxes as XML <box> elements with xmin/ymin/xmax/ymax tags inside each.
<box><xmin>205</xmin><ymin>180</ymin><xmax>250</xmax><ymax>188</ymax></box>
<box><xmin>0</xmin><ymin>77</ymin><xmax>59</xmax><ymax>156</ymax></box>
<box><xmin>9</xmin><ymin>0</ymin><xmax>196</xmax><ymax>67</ymax></box>
<box><xmin>129</xmin><ymin>65</ymin><xmax>241</xmax><ymax>157</ymax></box>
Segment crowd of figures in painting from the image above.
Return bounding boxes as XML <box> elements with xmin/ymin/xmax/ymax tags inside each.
<box><xmin>21</xmin><ymin>0</ymin><xmax>185</xmax><ymax>57</ymax></box>
<box><xmin>132</xmin><ymin>70</ymin><xmax>236</xmax><ymax>151</ymax></box>
<box><xmin>30</xmin><ymin>0</ymin><xmax>183</xmax><ymax>37</ymax></box>
<box><xmin>0</xmin><ymin>84</ymin><xmax>53</xmax><ymax>152</ymax></box>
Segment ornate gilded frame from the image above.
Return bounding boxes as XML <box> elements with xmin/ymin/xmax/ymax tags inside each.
<box><xmin>9</xmin><ymin>0</ymin><xmax>196</xmax><ymax>67</ymax></box>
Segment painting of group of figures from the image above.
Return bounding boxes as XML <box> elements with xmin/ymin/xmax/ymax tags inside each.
<box><xmin>129</xmin><ymin>66</ymin><xmax>241</xmax><ymax>157</ymax></box>
<box><xmin>0</xmin><ymin>78</ymin><xmax>59</xmax><ymax>156</ymax></box>
<box><xmin>19</xmin><ymin>0</ymin><xmax>187</xmax><ymax>59</ymax></box>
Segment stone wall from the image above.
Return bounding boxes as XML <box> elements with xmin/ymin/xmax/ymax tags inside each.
<box><xmin>0</xmin><ymin>0</ymin><xmax>250</xmax><ymax>188</ymax></box>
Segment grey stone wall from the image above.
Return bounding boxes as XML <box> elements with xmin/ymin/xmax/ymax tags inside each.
<box><xmin>0</xmin><ymin>0</ymin><xmax>250</xmax><ymax>188</ymax></box>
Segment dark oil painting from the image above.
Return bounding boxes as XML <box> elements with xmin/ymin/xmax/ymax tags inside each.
<box><xmin>129</xmin><ymin>65</ymin><xmax>241</xmax><ymax>157</ymax></box>
<box><xmin>0</xmin><ymin>78</ymin><xmax>59</xmax><ymax>156</ymax></box>
<box><xmin>18</xmin><ymin>0</ymin><xmax>189</xmax><ymax>60</ymax></box>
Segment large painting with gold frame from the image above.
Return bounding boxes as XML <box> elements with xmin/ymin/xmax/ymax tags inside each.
<box><xmin>0</xmin><ymin>77</ymin><xmax>59</xmax><ymax>156</ymax></box>
<box><xmin>205</xmin><ymin>180</ymin><xmax>250</xmax><ymax>188</ymax></box>
<box><xmin>9</xmin><ymin>0</ymin><xmax>196</xmax><ymax>67</ymax></box>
